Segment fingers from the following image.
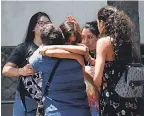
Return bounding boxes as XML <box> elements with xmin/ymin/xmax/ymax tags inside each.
<box><xmin>21</xmin><ymin>64</ymin><xmax>34</xmax><ymax>76</ymax></box>
<box><xmin>69</xmin><ymin>15</ymin><xmax>77</xmax><ymax>22</ymax></box>
<box><xmin>67</xmin><ymin>15</ymin><xmax>77</xmax><ymax>23</ymax></box>
<box><xmin>39</xmin><ymin>46</ymin><xmax>49</xmax><ymax>56</ymax></box>
<box><xmin>39</xmin><ymin>46</ymin><xmax>46</xmax><ymax>56</ymax></box>
<box><xmin>25</xmin><ymin>64</ymin><xmax>33</xmax><ymax>70</ymax></box>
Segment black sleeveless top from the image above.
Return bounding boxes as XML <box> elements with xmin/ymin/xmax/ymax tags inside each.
<box><xmin>99</xmin><ymin>41</ymin><xmax>142</xmax><ymax>116</ymax></box>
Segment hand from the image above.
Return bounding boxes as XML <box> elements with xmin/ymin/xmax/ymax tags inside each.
<box><xmin>89</xmin><ymin>58</ymin><xmax>95</xmax><ymax>66</ymax></box>
<box><xmin>66</xmin><ymin>16</ymin><xmax>81</xmax><ymax>32</ymax></box>
<box><xmin>66</xmin><ymin>15</ymin><xmax>77</xmax><ymax>22</ymax></box>
<box><xmin>39</xmin><ymin>46</ymin><xmax>47</xmax><ymax>56</ymax></box>
<box><xmin>19</xmin><ymin>64</ymin><xmax>34</xmax><ymax>76</ymax></box>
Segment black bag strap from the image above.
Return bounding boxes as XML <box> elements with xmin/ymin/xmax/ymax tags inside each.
<box><xmin>43</xmin><ymin>59</ymin><xmax>61</xmax><ymax>96</ymax></box>
<box><xmin>131</xmin><ymin>42</ymin><xmax>142</xmax><ymax>63</ymax></box>
<box><xmin>19</xmin><ymin>78</ymin><xmax>28</xmax><ymax>113</ymax></box>
<box><xmin>36</xmin><ymin>59</ymin><xmax>61</xmax><ymax>116</ymax></box>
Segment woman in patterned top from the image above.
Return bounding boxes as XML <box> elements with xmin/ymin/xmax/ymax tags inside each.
<box><xmin>94</xmin><ymin>6</ymin><xmax>142</xmax><ymax>116</ymax></box>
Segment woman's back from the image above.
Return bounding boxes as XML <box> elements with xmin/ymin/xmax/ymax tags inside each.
<box><xmin>29</xmin><ymin>49</ymin><xmax>91</xmax><ymax>116</ymax></box>
<box><xmin>40</xmin><ymin>56</ymin><xmax>88</xmax><ymax>106</ymax></box>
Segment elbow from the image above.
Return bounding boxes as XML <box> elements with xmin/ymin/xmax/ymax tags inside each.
<box><xmin>2</xmin><ymin>65</ymin><xmax>12</xmax><ymax>77</ymax></box>
<box><xmin>2</xmin><ymin>67</ymin><xmax>8</xmax><ymax>77</ymax></box>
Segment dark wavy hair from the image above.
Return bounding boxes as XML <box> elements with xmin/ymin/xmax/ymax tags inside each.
<box><xmin>60</xmin><ymin>21</ymin><xmax>82</xmax><ymax>45</ymax></box>
<box><xmin>97</xmin><ymin>6</ymin><xmax>136</xmax><ymax>62</ymax></box>
<box><xmin>40</xmin><ymin>24</ymin><xmax>65</xmax><ymax>45</ymax></box>
<box><xmin>84</xmin><ymin>21</ymin><xmax>99</xmax><ymax>37</ymax></box>
<box><xmin>24</xmin><ymin>12</ymin><xmax>52</xmax><ymax>42</ymax></box>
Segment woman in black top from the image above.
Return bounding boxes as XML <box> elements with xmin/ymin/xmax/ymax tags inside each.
<box><xmin>2</xmin><ymin>12</ymin><xmax>52</xmax><ymax>116</ymax></box>
<box><xmin>82</xmin><ymin>21</ymin><xmax>100</xmax><ymax>116</ymax></box>
<box><xmin>94</xmin><ymin>6</ymin><xmax>142</xmax><ymax>116</ymax></box>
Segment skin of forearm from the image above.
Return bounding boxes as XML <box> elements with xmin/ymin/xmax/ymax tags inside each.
<box><xmin>45</xmin><ymin>49</ymin><xmax>75</xmax><ymax>59</ymax></box>
<box><xmin>93</xmin><ymin>74</ymin><xmax>102</xmax><ymax>89</ymax></box>
<box><xmin>2</xmin><ymin>63</ymin><xmax>34</xmax><ymax>77</ymax></box>
<box><xmin>57</xmin><ymin>45</ymin><xmax>87</xmax><ymax>55</ymax></box>
<box><xmin>85</xmin><ymin>71</ymin><xmax>100</xmax><ymax>92</ymax></box>
<box><xmin>44</xmin><ymin>45</ymin><xmax>87</xmax><ymax>55</ymax></box>
<box><xmin>2</xmin><ymin>65</ymin><xmax>19</xmax><ymax>77</ymax></box>
<box><xmin>84</xmin><ymin>71</ymin><xmax>95</xmax><ymax>87</ymax></box>
<box><xmin>45</xmin><ymin>49</ymin><xmax>84</xmax><ymax>66</ymax></box>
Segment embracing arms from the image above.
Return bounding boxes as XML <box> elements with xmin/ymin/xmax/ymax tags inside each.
<box><xmin>40</xmin><ymin>45</ymin><xmax>95</xmax><ymax>66</ymax></box>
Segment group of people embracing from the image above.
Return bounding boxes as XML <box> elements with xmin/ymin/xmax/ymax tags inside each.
<box><xmin>2</xmin><ymin>5</ymin><xmax>143</xmax><ymax>116</ymax></box>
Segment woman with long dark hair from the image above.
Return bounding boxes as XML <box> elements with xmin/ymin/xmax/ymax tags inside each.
<box><xmin>2</xmin><ymin>12</ymin><xmax>52</xmax><ymax>116</ymax></box>
<box><xmin>94</xmin><ymin>6</ymin><xmax>141</xmax><ymax>116</ymax></box>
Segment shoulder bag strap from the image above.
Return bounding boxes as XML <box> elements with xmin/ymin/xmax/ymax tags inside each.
<box><xmin>44</xmin><ymin>59</ymin><xmax>61</xmax><ymax>96</ymax></box>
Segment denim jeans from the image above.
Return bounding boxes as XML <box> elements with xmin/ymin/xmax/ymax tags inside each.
<box><xmin>91</xmin><ymin>105</ymin><xmax>99</xmax><ymax>116</ymax></box>
<box><xmin>13</xmin><ymin>91</ymin><xmax>37</xmax><ymax>116</ymax></box>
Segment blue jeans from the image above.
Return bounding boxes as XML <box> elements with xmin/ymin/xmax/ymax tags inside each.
<box><xmin>45</xmin><ymin>105</ymin><xmax>92</xmax><ymax>116</ymax></box>
<box><xmin>91</xmin><ymin>105</ymin><xmax>99</xmax><ymax>116</ymax></box>
<box><xmin>13</xmin><ymin>91</ymin><xmax>37</xmax><ymax>116</ymax></box>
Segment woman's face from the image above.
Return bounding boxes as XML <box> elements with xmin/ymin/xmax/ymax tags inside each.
<box><xmin>67</xmin><ymin>34</ymin><xmax>76</xmax><ymax>45</ymax></box>
<box><xmin>34</xmin><ymin>16</ymin><xmax>51</xmax><ymax>36</ymax></box>
<box><xmin>82</xmin><ymin>28</ymin><xmax>98</xmax><ymax>51</ymax></box>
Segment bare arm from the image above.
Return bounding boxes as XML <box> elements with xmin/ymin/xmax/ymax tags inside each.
<box><xmin>84</xmin><ymin>71</ymin><xmax>95</xmax><ymax>87</ymax></box>
<box><xmin>2</xmin><ymin>62</ymin><xmax>34</xmax><ymax>77</ymax></box>
<box><xmin>40</xmin><ymin>44</ymin><xmax>88</xmax><ymax>55</ymax></box>
<box><xmin>94</xmin><ymin>38</ymin><xmax>109</xmax><ymax>88</ymax></box>
<box><xmin>84</xmin><ymin>66</ymin><xmax>98</xmax><ymax>89</ymax></box>
<box><xmin>45</xmin><ymin>49</ymin><xmax>84</xmax><ymax>66</ymax></box>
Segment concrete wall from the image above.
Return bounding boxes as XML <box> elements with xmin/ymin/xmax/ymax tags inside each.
<box><xmin>1</xmin><ymin>1</ymin><xmax>107</xmax><ymax>46</ymax></box>
<box><xmin>139</xmin><ymin>1</ymin><xmax>144</xmax><ymax>44</ymax></box>
<box><xmin>1</xmin><ymin>1</ymin><xmax>107</xmax><ymax>116</ymax></box>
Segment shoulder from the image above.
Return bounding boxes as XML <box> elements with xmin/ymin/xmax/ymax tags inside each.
<box><xmin>97</xmin><ymin>36</ymin><xmax>112</xmax><ymax>46</ymax></box>
<box><xmin>96</xmin><ymin>36</ymin><xmax>113</xmax><ymax>56</ymax></box>
<box><xmin>29</xmin><ymin>48</ymin><xmax>43</xmax><ymax>71</ymax></box>
<box><xmin>97</xmin><ymin>36</ymin><xmax>112</xmax><ymax>50</ymax></box>
<box><xmin>15</xmin><ymin>42</ymin><xmax>25</xmax><ymax>49</ymax></box>
<box><xmin>14</xmin><ymin>42</ymin><xmax>30</xmax><ymax>51</ymax></box>
<box><xmin>17</xmin><ymin>41</ymin><xmax>34</xmax><ymax>48</ymax></box>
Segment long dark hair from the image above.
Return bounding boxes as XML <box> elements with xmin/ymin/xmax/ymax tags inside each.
<box><xmin>84</xmin><ymin>21</ymin><xmax>99</xmax><ymax>37</ymax></box>
<box><xmin>24</xmin><ymin>12</ymin><xmax>51</xmax><ymax>42</ymax></box>
<box><xmin>60</xmin><ymin>21</ymin><xmax>82</xmax><ymax>45</ymax></box>
<box><xmin>97</xmin><ymin>6</ymin><xmax>135</xmax><ymax>62</ymax></box>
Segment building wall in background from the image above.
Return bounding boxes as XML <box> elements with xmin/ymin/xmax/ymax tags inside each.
<box><xmin>139</xmin><ymin>1</ymin><xmax>144</xmax><ymax>44</ymax></box>
<box><xmin>1</xmin><ymin>2</ymin><xmax>107</xmax><ymax>116</ymax></box>
<box><xmin>1</xmin><ymin>1</ymin><xmax>107</xmax><ymax>46</ymax></box>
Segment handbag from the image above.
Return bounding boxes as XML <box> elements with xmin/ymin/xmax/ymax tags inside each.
<box><xmin>115</xmin><ymin>63</ymin><xmax>144</xmax><ymax>98</ymax></box>
<box><xmin>21</xmin><ymin>72</ymin><xmax>43</xmax><ymax>101</ymax></box>
<box><xmin>19</xmin><ymin>59</ymin><xmax>61</xmax><ymax>116</ymax></box>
